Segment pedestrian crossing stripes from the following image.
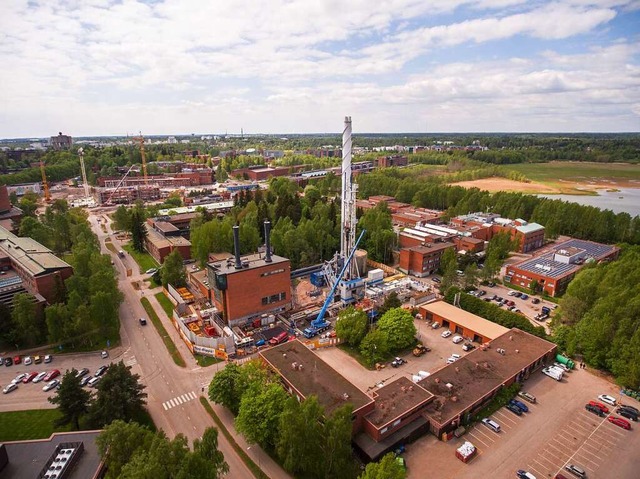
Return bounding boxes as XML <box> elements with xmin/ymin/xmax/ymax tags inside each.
<box><xmin>124</xmin><ymin>357</ymin><xmax>137</xmax><ymax>367</ymax></box>
<box><xmin>162</xmin><ymin>391</ymin><xmax>198</xmax><ymax>410</ymax></box>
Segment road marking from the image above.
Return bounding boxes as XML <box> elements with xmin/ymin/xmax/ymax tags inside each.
<box><xmin>467</xmin><ymin>432</ymin><xmax>489</xmax><ymax>448</ymax></box>
<box><xmin>162</xmin><ymin>391</ymin><xmax>197</xmax><ymax>410</ymax></box>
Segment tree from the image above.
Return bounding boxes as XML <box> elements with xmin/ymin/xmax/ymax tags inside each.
<box><xmin>359</xmin><ymin>329</ymin><xmax>389</xmax><ymax>367</ymax></box>
<box><xmin>463</xmin><ymin>263</ymin><xmax>479</xmax><ymax>290</ymax></box>
<box><xmin>235</xmin><ymin>383</ymin><xmax>288</xmax><ymax>450</ymax></box>
<box><xmin>161</xmin><ymin>249</ymin><xmax>186</xmax><ymax>288</ymax></box>
<box><xmin>49</xmin><ymin>369</ymin><xmax>92</xmax><ymax>430</ymax></box>
<box><xmin>335</xmin><ymin>306</ymin><xmax>368</xmax><ymax>347</ymax></box>
<box><xmin>96</xmin><ymin>420</ymin><xmax>155</xmax><ymax>479</ymax></box>
<box><xmin>192</xmin><ymin>427</ymin><xmax>229</xmax><ymax>478</ymax></box>
<box><xmin>208</xmin><ymin>362</ymin><xmax>243</xmax><ymax>415</ymax></box>
<box><xmin>323</xmin><ymin>404</ymin><xmax>356</xmax><ymax>479</ymax></box>
<box><xmin>130</xmin><ymin>206</ymin><xmax>147</xmax><ymax>253</ymax></box>
<box><xmin>359</xmin><ymin>452</ymin><xmax>406</xmax><ymax>479</ymax></box>
<box><xmin>89</xmin><ymin>361</ymin><xmax>147</xmax><ymax>427</ymax></box>
<box><xmin>11</xmin><ymin>293</ymin><xmax>41</xmax><ymax>347</ymax></box>
<box><xmin>439</xmin><ymin>248</ymin><xmax>457</xmax><ymax>275</ymax></box>
<box><xmin>376</xmin><ymin>308</ymin><xmax>417</xmax><ymax>351</ymax></box>
<box><xmin>112</xmin><ymin>205</ymin><xmax>131</xmax><ymax>232</ymax></box>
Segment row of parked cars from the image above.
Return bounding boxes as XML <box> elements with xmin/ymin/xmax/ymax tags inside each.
<box><xmin>1</xmin><ymin>354</ymin><xmax>53</xmax><ymax>367</ymax></box>
<box><xmin>2</xmin><ymin>365</ymin><xmax>110</xmax><ymax>395</ymax></box>
<box><xmin>584</xmin><ymin>394</ymin><xmax>638</xmax><ymax>429</ymax></box>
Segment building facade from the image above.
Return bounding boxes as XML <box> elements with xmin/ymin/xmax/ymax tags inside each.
<box><xmin>398</xmin><ymin>243</ymin><xmax>455</xmax><ymax>277</ymax></box>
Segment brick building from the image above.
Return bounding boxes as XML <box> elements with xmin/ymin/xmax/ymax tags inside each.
<box><xmin>230</xmin><ymin>165</ymin><xmax>296</xmax><ymax>181</ymax></box>
<box><xmin>0</xmin><ymin>225</ymin><xmax>73</xmax><ymax>307</ymax></box>
<box><xmin>0</xmin><ymin>186</ymin><xmax>22</xmax><ymax>233</ymax></box>
<box><xmin>506</xmin><ymin>239</ymin><xmax>620</xmax><ymax>297</ymax></box>
<box><xmin>49</xmin><ymin>132</ymin><xmax>72</xmax><ymax>150</ymax></box>
<box><xmin>398</xmin><ymin>243</ymin><xmax>455</xmax><ymax>277</ymax></box>
<box><xmin>207</xmin><ymin>225</ymin><xmax>291</xmax><ymax>326</ymax></box>
<box><xmin>377</xmin><ymin>155</ymin><xmax>408</xmax><ymax>168</ymax></box>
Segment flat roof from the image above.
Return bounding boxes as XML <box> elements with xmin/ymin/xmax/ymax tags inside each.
<box><xmin>0</xmin><ymin>225</ymin><xmax>72</xmax><ymax>276</ymax></box>
<box><xmin>418</xmin><ymin>328</ymin><xmax>556</xmax><ymax>427</ymax></box>
<box><xmin>516</xmin><ymin>223</ymin><xmax>544</xmax><ymax>234</ymax></box>
<box><xmin>366</xmin><ymin>377</ymin><xmax>433</xmax><ymax>429</ymax></box>
<box><xmin>0</xmin><ymin>431</ymin><xmax>103</xmax><ymax>479</ymax></box>
<box><xmin>260</xmin><ymin>340</ymin><xmax>373</xmax><ymax>416</ymax></box>
<box><xmin>145</xmin><ymin>226</ymin><xmax>191</xmax><ymax>248</ymax></box>
<box><xmin>512</xmin><ymin>238</ymin><xmax>618</xmax><ymax>279</ymax></box>
<box><xmin>209</xmin><ymin>252</ymin><xmax>289</xmax><ymax>275</ymax></box>
<box><xmin>420</xmin><ymin>301</ymin><xmax>510</xmax><ymax>340</ymax></box>
<box><xmin>407</xmin><ymin>242</ymin><xmax>455</xmax><ymax>254</ymax></box>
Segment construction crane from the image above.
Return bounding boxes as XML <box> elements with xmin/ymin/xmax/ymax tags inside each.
<box><xmin>40</xmin><ymin>160</ymin><xmax>51</xmax><ymax>202</ymax></box>
<box><xmin>303</xmin><ymin>229</ymin><xmax>366</xmax><ymax>339</ymax></box>
<box><xmin>78</xmin><ymin>148</ymin><xmax>90</xmax><ymax>200</ymax></box>
<box><xmin>132</xmin><ymin>133</ymin><xmax>148</xmax><ymax>185</ymax></box>
<box><xmin>104</xmin><ymin>164</ymin><xmax>136</xmax><ymax>205</ymax></box>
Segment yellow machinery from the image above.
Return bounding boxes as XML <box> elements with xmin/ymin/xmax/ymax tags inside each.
<box><xmin>132</xmin><ymin>133</ymin><xmax>148</xmax><ymax>185</ymax></box>
<box><xmin>40</xmin><ymin>161</ymin><xmax>51</xmax><ymax>202</ymax></box>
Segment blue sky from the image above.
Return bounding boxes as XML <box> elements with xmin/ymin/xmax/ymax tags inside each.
<box><xmin>1</xmin><ymin>0</ymin><xmax>639</xmax><ymax>137</ymax></box>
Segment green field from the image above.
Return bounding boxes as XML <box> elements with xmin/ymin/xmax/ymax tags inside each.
<box><xmin>155</xmin><ymin>292</ymin><xmax>175</xmax><ymax>319</ymax></box>
<box><xmin>508</xmin><ymin>162</ymin><xmax>640</xmax><ymax>186</ymax></box>
<box><xmin>123</xmin><ymin>243</ymin><xmax>159</xmax><ymax>273</ymax></box>
<box><xmin>0</xmin><ymin>409</ymin><xmax>70</xmax><ymax>442</ymax></box>
<box><xmin>140</xmin><ymin>297</ymin><xmax>186</xmax><ymax>367</ymax></box>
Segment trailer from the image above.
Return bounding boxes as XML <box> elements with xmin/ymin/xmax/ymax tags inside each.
<box><xmin>555</xmin><ymin>354</ymin><xmax>575</xmax><ymax>370</ymax></box>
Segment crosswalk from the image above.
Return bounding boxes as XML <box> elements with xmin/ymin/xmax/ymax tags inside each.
<box><xmin>124</xmin><ymin>357</ymin><xmax>137</xmax><ymax>367</ymax></box>
<box><xmin>162</xmin><ymin>391</ymin><xmax>198</xmax><ymax>410</ymax></box>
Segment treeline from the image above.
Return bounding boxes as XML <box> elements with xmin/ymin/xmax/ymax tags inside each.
<box><xmin>553</xmin><ymin>245</ymin><xmax>640</xmax><ymax>388</ymax></box>
<box><xmin>444</xmin><ymin>288</ymin><xmax>548</xmax><ymax>339</ymax></box>
<box><xmin>357</xmin><ymin>168</ymin><xmax>640</xmax><ymax>244</ymax></box>
<box><xmin>209</xmin><ymin>361</ymin><xmax>361</xmax><ymax>479</ymax></box>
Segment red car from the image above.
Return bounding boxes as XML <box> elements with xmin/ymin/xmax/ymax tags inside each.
<box><xmin>43</xmin><ymin>369</ymin><xmax>60</xmax><ymax>382</ymax></box>
<box><xmin>22</xmin><ymin>372</ymin><xmax>38</xmax><ymax>383</ymax></box>
<box><xmin>588</xmin><ymin>400</ymin><xmax>609</xmax><ymax>414</ymax></box>
<box><xmin>607</xmin><ymin>416</ymin><xmax>631</xmax><ymax>430</ymax></box>
<box><xmin>13</xmin><ymin>356</ymin><xmax>21</xmax><ymax>365</ymax></box>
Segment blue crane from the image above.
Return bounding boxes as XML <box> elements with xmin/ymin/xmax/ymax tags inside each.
<box><xmin>303</xmin><ymin>229</ymin><xmax>366</xmax><ymax>339</ymax></box>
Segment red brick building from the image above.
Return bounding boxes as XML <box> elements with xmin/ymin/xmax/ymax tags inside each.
<box><xmin>0</xmin><ymin>186</ymin><xmax>22</xmax><ymax>232</ymax></box>
<box><xmin>377</xmin><ymin>155</ymin><xmax>408</xmax><ymax>168</ymax></box>
<box><xmin>398</xmin><ymin>243</ymin><xmax>455</xmax><ymax>277</ymax></box>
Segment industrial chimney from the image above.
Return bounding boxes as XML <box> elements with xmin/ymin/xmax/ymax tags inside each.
<box><xmin>233</xmin><ymin>225</ymin><xmax>242</xmax><ymax>269</ymax></box>
<box><xmin>264</xmin><ymin>220</ymin><xmax>272</xmax><ymax>263</ymax></box>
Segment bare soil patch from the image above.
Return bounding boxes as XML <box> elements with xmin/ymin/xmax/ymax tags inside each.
<box><xmin>452</xmin><ymin>178</ymin><xmax>560</xmax><ymax>193</ymax></box>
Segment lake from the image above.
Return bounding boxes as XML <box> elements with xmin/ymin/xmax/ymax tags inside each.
<box><xmin>538</xmin><ymin>188</ymin><xmax>640</xmax><ymax>217</ymax></box>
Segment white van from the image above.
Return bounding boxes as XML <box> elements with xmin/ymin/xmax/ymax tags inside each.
<box><xmin>87</xmin><ymin>377</ymin><xmax>101</xmax><ymax>388</ymax></box>
<box><xmin>481</xmin><ymin>418</ymin><xmax>501</xmax><ymax>432</ymax></box>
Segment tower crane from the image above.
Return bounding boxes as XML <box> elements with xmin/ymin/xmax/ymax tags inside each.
<box><xmin>40</xmin><ymin>160</ymin><xmax>51</xmax><ymax>202</ymax></box>
<box><xmin>132</xmin><ymin>133</ymin><xmax>148</xmax><ymax>185</ymax></box>
<box><xmin>78</xmin><ymin>148</ymin><xmax>91</xmax><ymax>200</ymax></box>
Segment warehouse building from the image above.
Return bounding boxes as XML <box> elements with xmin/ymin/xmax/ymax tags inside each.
<box><xmin>419</xmin><ymin>301</ymin><xmax>510</xmax><ymax>344</ymax></box>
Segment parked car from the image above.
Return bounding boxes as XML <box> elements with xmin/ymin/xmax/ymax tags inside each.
<box><xmin>481</xmin><ymin>418</ymin><xmax>501</xmax><ymax>432</ymax></box>
<box><xmin>513</xmin><ymin>292</ymin><xmax>522</xmax><ymax>298</ymax></box>
<box><xmin>13</xmin><ymin>356</ymin><xmax>21</xmax><ymax>364</ymax></box>
<box><xmin>477</xmin><ymin>290</ymin><xmax>486</xmax><ymax>296</ymax></box>
<box><xmin>76</xmin><ymin>368</ymin><xmax>90</xmax><ymax>378</ymax></box>
<box><xmin>139</xmin><ymin>317</ymin><xmax>147</xmax><ymax>325</ymax></box>
<box><xmin>531</xmin><ymin>298</ymin><xmax>541</xmax><ymax>304</ymax></box>
<box><xmin>588</xmin><ymin>400</ymin><xmax>609</xmax><ymax>414</ymax></box>
<box><xmin>553</xmin><ymin>362</ymin><xmax>571</xmax><ymax>372</ymax></box>
<box><xmin>431</xmin><ymin>322</ymin><xmax>440</xmax><ymax>329</ymax></box>
<box><xmin>509</xmin><ymin>399</ymin><xmax>529</xmax><ymax>413</ymax></box>
<box><xmin>607</xmin><ymin>416</ymin><xmax>631</xmax><ymax>430</ymax></box>
<box><xmin>32</xmin><ymin>371</ymin><xmax>47</xmax><ymax>383</ymax></box>
<box><xmin>516</xmin><ymin>470</ymin><xmax>537</xmax><ymax>479</ymax></box>
<box><xmin>23</xmin><ymin>356</ymin><xmax>32</xmax><ymax>365</ymax></box>
<box><xmin>94</xmin><ymin>365</ymin><xmax>108</xmax><ymax>377</ymax></box>
<box><xmin>487</xmin><ymin>281</ymin><xmax>496</xmax><ymax>287</ymax></box>
<box><xmin>43</xmin><ymin>370</ymin><xmax>60</xmax><ymax>382</ymax></box>
<box><xmin>585</xmin><ymin>404</ymin><xmax>605</xmax><ymax>417</ymax></box>
<box><xmin>616</xmin><ymin>408</ymin><xmax>638</xmax><ymax>422</ymax></box>
<box><xmin>42</xmin><ymin>380</ymin><xmax>59</xmax><ymax>392</ymax></box>
<box><xmin>432</xmin><ymin>277</ymin><xmax>441</xmax><ymax>283</ymax></box>
<box><xmin>597</xmin><ymin>394</ymin><xmax>617</xmax><ymax>406</ymax></box>
<box><xmin>564</xmin><ymin>464</ymin><xmax>586</xmax><ymax>478</ymax></box>
<box><xmin>34</xmin><ymin>355</ymin><xmax>42</xmax><ymax>364</ymax></box>
<box><xmin>3</xmin><ymin>357</ymin><xmax>13</xmax><ymax>367</ymax></box>
<box><xmin>518</xmin><ymin>391</ymin><xmax>537</xmax><ymax>403</ymax></box>
<box><xmin>44</xmin><ymin>355</ymin><xmax>53</xmax><ymax>363</ymax></box>
<box><xmin>619</xmin><ymin>404</ymin><xmax>639</xmax><ymax>414</ymax></box>
<box><xmin>23</xmin><ymin>372</ymin><xmax>38</xmax><ymax>383</ymax></box>
<box><xmin>452</xmin><ymin>335</ymin><xmax>463</xmax><ymax>344</ymax></box>
<box><xmin>255</xmin><ymin>339</ymin><xmax>266</xmax><ymax>347</ymax></box>
<box><xmin>101</xmin><ymin>350</ymin><xmax>109</xmax><ymax>359</ymax></box>
<box><xmin>80</xmin><ymin>376</ymin><xmax>91</xmax><ymax>387</ymax></box>
<box><xmin>462</xmin><ymin>342</ymin><xmax>476</xmax><ymax>352</ymax></box>
<box><xmin>145</xmin><ymin>268</ymin><xmax>158</xmax><ymax>275</ymax></box>
<box><xmin>508</xmin><ymin>290</ymin><xmax>517</xmax><ymax>296</ymax></box>
<box><xmin>506</xmin><ymin>403</ymin><xmax>523</xmax><ymax>416</ymax></box>
<box><xmin>441</xmin><ymin>330</ymin><xmax>452</xmax><ymax>338</ymax></box>
<box><xmin>520</xmin><ymin>293</ymin><xmax>529</xmax><ymax>300</ymax></box>
<box><xmin>391</xmin><ymin>357</ymin><xmax>407</xmax><ymax>368</ymax></box>
<box><xmin>11</xmin><ymin>373</ymin><xmax>28</xmax><ymax>385</ymax></box>
<box><xmin>3</xmin><ymin>383</ymin><xmax>18</xmax><ymax>394</ymax></box>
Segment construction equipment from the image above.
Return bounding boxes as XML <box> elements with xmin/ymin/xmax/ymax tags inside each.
<box><xmin>78</xmin><ymin>148</ymin><xmax>90</xmax><ymax>200</ymax></box>
<box><xmin>303</xmin><ymin>229</ymin><xmax>366</xmax><ymax>339</ymax></box>
<box><xmin>104</xmin><ymin>164</ymin><xmax>136</xmax><ymax>205</ymax></box>
<box><xmin>40</xmin><ymin>161</ymin><xmax>51</xmax><ymax>202</ymax></box>
<box><xmin>132</xmin><ymin>133</ymin><xmax>148</xmax><ymax>185</ymax></box>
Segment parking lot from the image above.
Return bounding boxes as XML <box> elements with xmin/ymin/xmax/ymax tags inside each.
<box><xmin>0</xmin><ymin>351</ymin><xmax>120</xmax><ymax>412</ymax></box>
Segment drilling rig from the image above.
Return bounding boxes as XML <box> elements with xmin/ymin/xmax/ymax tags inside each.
<box><xmin>40</xmin><ymin>161</ymin><xmax>51</xmax><ymax>202</ymax></box>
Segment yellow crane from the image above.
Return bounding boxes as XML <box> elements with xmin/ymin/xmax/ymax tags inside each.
<box><xmin>40</xmin><ymin>160</ymin><xmax>51</xmax><ymax>202</ymax></box>
<box><xmin>132</xmin><ymin>133</ymin><xmax>148</xmax><ymax>185</ymax></box>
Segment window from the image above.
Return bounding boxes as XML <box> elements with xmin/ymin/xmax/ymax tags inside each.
<box><xmin>261</xmin><ymin>292</ymin><xmax>286</xmax><ymax>305</ymax></box>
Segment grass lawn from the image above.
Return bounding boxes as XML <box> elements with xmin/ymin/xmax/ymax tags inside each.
<box><xmin>155</xmin><ymin>292</ymin><xmax>174</xmax><ymax>319</ymax></box>
<box><xmin>0</xmin><ymin>409</ymin><xmax>72</xmax><ymax>442</ymax></box>
<box><xmin>104</xmin><ymin>240</ymin><xmax>118</xmax><ymax>255</ymax></box>
<box><xmin>195</xmin><ymin>354</ymin><xmax>222</xmax><ymax>367</ymax></box>
<box><xmin>199</xmin><ymin>397</ymin><xmax>269</xmax><ymax>479</ymax></box>
<box><xmin>140</xmin><ymin>297</ymin><xmax>186</xmax><ymax>367</ymax></box>
<box><xmin>123</xmin><ymin>243</ymin><xmax>158</xmax><ymax>274</ymax></box>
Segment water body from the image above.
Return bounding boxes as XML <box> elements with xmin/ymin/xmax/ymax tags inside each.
<box><xmin>538</xmin><ymin>188</ymin><xmax>640</xmax><ymax>217</ymax></box>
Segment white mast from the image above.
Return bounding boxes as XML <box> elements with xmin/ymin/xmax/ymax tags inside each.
<box><xmin>340</xmin><ymin>116</ymin><xmax>358</xmax><ymax>279</ymax></box>
<box><xmin>78</xmin><ymin>147</ymin><xmax>90</xmax><ymax>199</ymax></box>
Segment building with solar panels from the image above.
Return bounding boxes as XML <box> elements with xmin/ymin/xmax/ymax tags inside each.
<box><xmin>505</xmin><ymin>238</ymin><xmax>620</xmax><ymax>297</ymax></box>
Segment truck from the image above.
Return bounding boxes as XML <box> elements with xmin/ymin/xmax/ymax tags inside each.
<box><xmin>269</xmin><ymin>331</ymin><xmax>288</xmax><ymax>346</ymax></box>
<box><xmin>542</xmin><ymin>366</ymin><xmax>563</xmax><ymax>381</ymax></box>
<box><xmin>412</xmin><ymin>344</ymin><xmax>430</xmax><ymax>357</ymax></box>
<box><xmin>555</xmin><ymin>354</ymin><xmax>575</xmax><ymax>369</ymax></box>
<box><xmin>303</xmin><ymin>230</ymin><xmax>365</xmax><ymax>339</ymax></box>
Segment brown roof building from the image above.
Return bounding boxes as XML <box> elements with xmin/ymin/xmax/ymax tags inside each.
<box><xmin>398</xmin><ymin>243</ymin><xmax>455</xmax><ymax>277</ymax></box>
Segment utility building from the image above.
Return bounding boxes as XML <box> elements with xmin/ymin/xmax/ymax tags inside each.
<box><xmin>207</xmin><ymin>222</ymin><xmax>291</xmax><ymax>326</ymax></box>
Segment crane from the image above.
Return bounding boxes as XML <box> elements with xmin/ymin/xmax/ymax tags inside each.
<box><xmin>78</xmin><ymin>147</ymin><xmax>90</xmax><ymax>200</ymax></box>
<box><xmin>40</xmin><ymin>160</ymin><xmax>51</xmax><ymax>202</ymax></box>
<box><xmin>303</xmin><ymin>229</ymin><xmax>366</xmax><ymax>339</ymax></box>
<box><xmin>104</xmin><ymin>164</ymin><xmax>136</xmax><ymax>205</ymax></box>
<box><xmin>132</xmin><ymin>133</ymin><xmax>148</xmax><ymax>185</ymax></box>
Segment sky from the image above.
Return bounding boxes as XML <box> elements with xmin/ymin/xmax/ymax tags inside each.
<box><xmin>1</xmin><ymin>0</ymin><xmax>639</xmax><ymax>137</ymax></box>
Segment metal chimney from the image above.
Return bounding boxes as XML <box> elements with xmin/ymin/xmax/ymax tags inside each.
<box><xmin>233</xmin><ymin>225</ymin><xmax>242</xmax><ymax>269</ymax></box>
<box><xmin>264</xmin><ymin>220</ymin><xmax>272</xmax><ymax>263</ymax></box>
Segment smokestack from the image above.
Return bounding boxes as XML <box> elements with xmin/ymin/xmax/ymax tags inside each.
<box><xmin>264</xmin><ymin>220</ymin><xmax>272</xmax><ymax>263</ymax></box>
<box><xmin>233</xmin><ymin>225</ymin><xmax>242</xmax><ymax>269</ymax></box>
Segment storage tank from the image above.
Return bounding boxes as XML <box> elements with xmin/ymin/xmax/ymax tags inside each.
<box><xmin>354</xmin><ymin>249</ymin><xmax>367</xmax><ymax>276</ymax></box>
<box><xmin>556</xmin><ymin>354</ymin><xmax>575</xmax><ymax>369</ymax></box>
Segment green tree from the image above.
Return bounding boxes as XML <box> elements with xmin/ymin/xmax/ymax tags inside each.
<box><xmin>130</xmin><ymin>206</ymin><xmax>147</xmax><ymax>253</ymax></box>
<box><xmin>376</xmin><ymin>308</ymin><xmax>417</xmax><ymax>351</ymax></box>
<box><xmin>161</xmin><ymin>249</ymin><xmax>186</xmax><ymax>288</ymax></box>
<box><xmin>18</xmin><ymin>216</ymin><xmax>51</xmax><ymax>246</ymax></box>
<box><xmin>208</xmin><ymin>362</ymin><xmax>244</xmax><ymax>415</ymax></box>
<box><xmin>112</xmin><ymin>205</ymin><xmax>132</xmax><ymax>232</ymax></box>
<box><xmin>359</xmin><ymin>329</ymin><xmax>389</xmax><ymax>367</ymax></box>
<box><xmin>48</xmin><ymin>369</ymin><xmax>92</xmax><ymax>430</ymax></box>
<box><xmin>439</xmin><ymin>248</ymin><xmax>458</xmax><ymax>275</ymax></box>
<box><xmin>359</xmin><ymin>452</ymin><xmax>406</xmax><ymax>479</ymax></box>
<box><xmin>192</xmin><ymin>427</ymin><xmax>229</xmax><ymax>478</ymax></box>
<box><xmin>235</xmin><ymin>383</ymin><xmax>288</xmax><ymax>450</ymax></box>
<box><xmin>323</xmin><ymin>404</ymin><xmax>356</xmax><ymax>478</ymax></box>
<box><xmin>96</xmin><ymin>420</ymin><xmax>155</xmax><ymax>479</ymax></box>
<box><xmin>11</xmin><ymin>293</ymin><xmax>41</xmax><ymax>347</ymax></box>
<box><xmin>335</xmin><ymin>306</ymin><xmax>368</xmax><ymax>347</ymax></box>
<box><xmin>358</xmin><ymin>202</ymin><xmax>396</xmax><ymax>263</ymax></box>
<box><xmin>463</xmin><ymin>263</ymin><xmax>479</xmax><ymax>290</ymax></box>
<box><xmin>89</xmin><ymin>361</ymin><xmax>147</xmax><ymax>428</ymax></box>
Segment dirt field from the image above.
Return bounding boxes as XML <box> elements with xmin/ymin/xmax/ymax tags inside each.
<box><xmin>452</xmin><ymin>178</ymin><xmax>560</xmax><ymax>193</ymax></box>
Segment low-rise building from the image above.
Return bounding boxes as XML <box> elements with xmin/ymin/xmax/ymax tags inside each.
<box><xmin>377</xmin><ymin>155</ymin><xmax>408</xmax><ymax>168</ymax></box>
<box><xmin>49</xmin><ymin>132</ymin><xmax>72</xmax><ymax>150</ymax></box>
<box><xmin>144</xmin><ymin>225</ymin><xmax>191</xmax><ymax>264</ymax></box>
<box><xmin>506</xmin><ymin>238</ymin><xmax>620</xmax><ymax>296</ymax></box>
<box><xmin>398</xmin><ymin>243</ymin><xmax>455</xmax><ymax>277</ymax></box>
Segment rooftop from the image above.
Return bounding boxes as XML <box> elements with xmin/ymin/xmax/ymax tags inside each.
<box><xmin>0</xmin><ymin>225</ymin><xmax>72</xmax><ymax>276</ymax></box>
<box><xmin>260</xmin><ymin>340</ymin><xmax>373</xmax><ymax>416</ymax></box>
<box><xmin>209</xmin><ymin>252</ymin><xmax>289</xmax><ymax>275</ymax></box>
<box><xmin>145</xmin><ymin>225</ymin><xmax>191</xmax><ymax>248</ymax></box>
<box><xmin>516</xmin><ymin>222</ymin><xmax>545</xmax><ymax>234</ymax></box>
<box><xmin>406</xmin><ymin>242</ymin><xmax>455</xmax><ymax>254</ymax></box>
<box><xmin>366</xmin><ymin>377</ymin><xmax>433</xmax><ymax>429</ymax></box>
<box><xmin>420</xmin><ymin>301</ymin><xmax>510</xmax><ymax>340</ymax></box>
<box><xmin>418</xmin><ymin>328</ymin><xmax>556</xmax><ymax>426</ymax></box>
